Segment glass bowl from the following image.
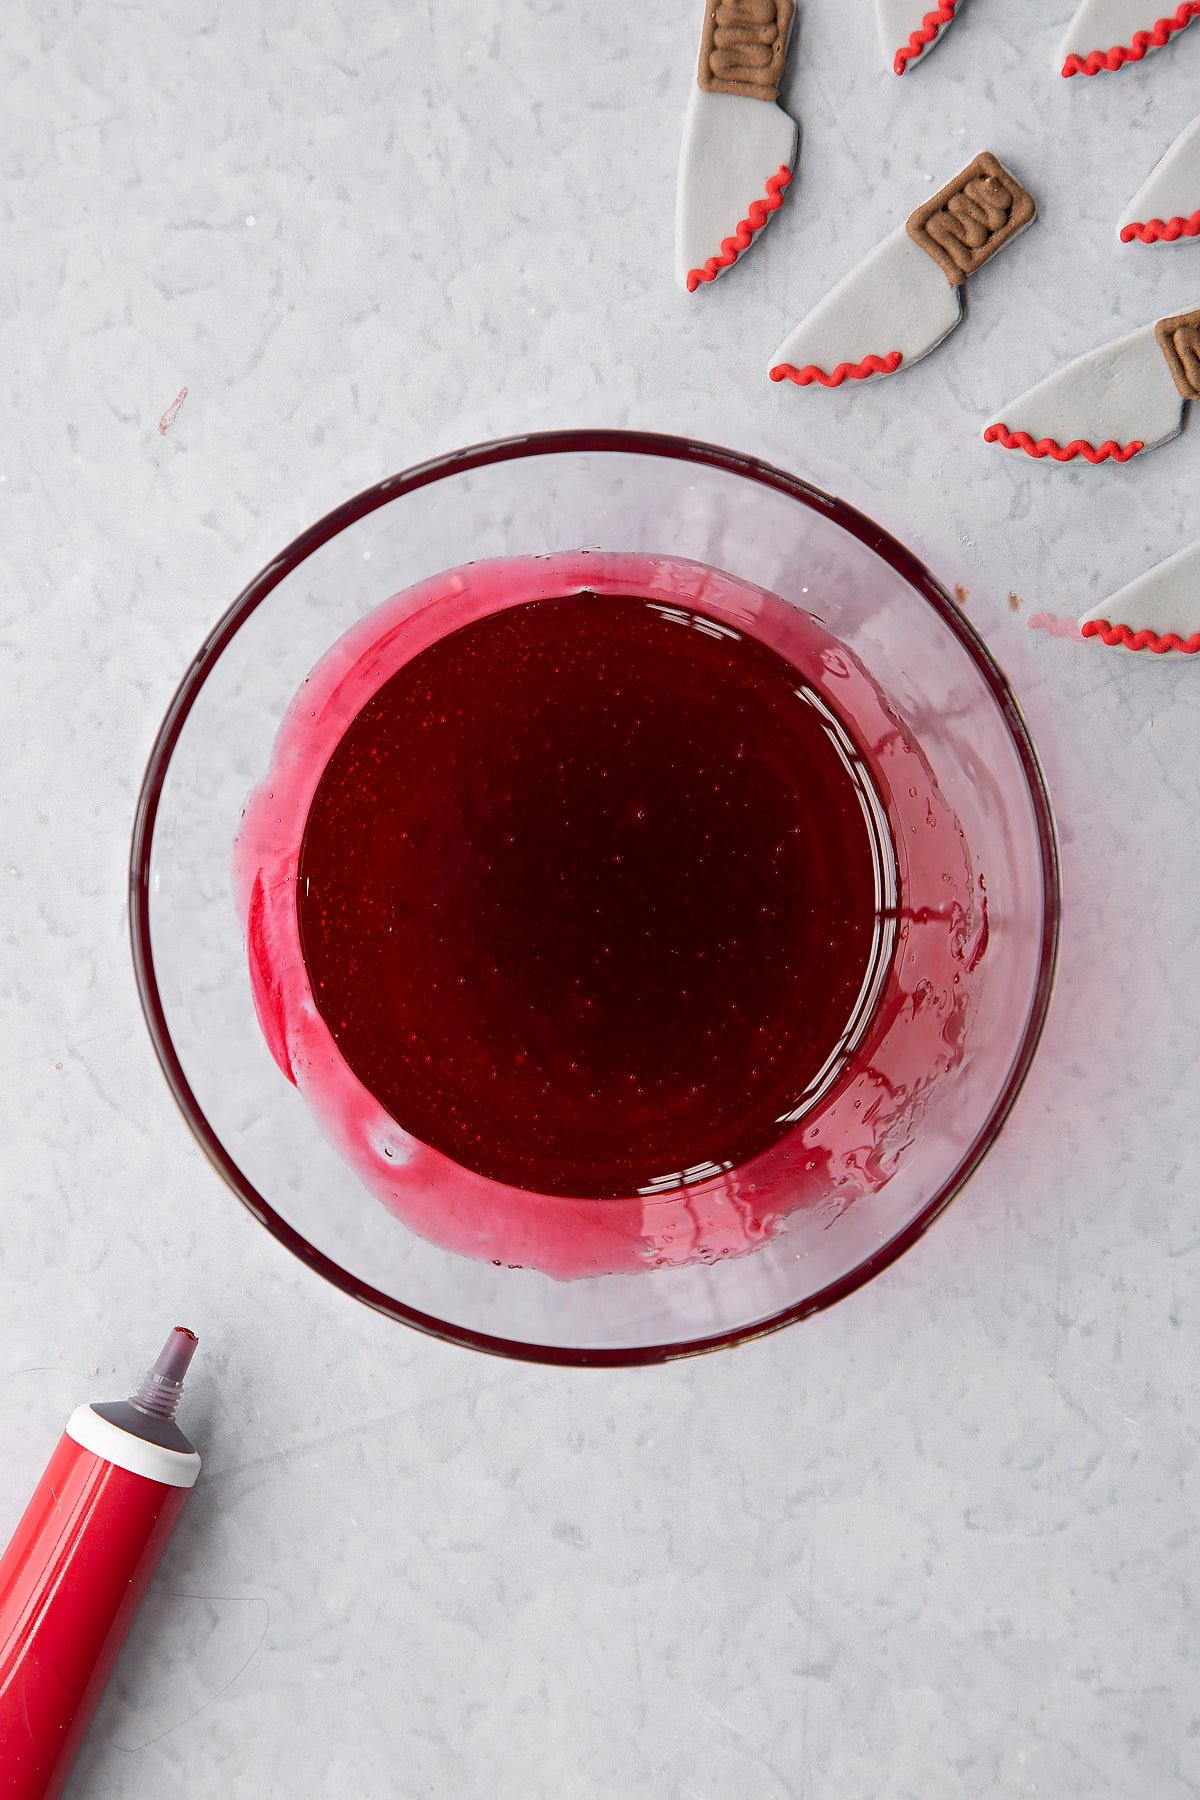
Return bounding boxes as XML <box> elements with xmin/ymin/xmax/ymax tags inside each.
<box><xmin>130</xmin><ymin>431</ymin><xmax>1060</xmax><ymax>1365</ymax></box>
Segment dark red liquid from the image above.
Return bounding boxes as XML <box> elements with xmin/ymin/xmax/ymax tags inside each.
<box><xmin>297</xmin><ymin>593</ymin><xmax>888</xmax><ymax>1199</ymax></box>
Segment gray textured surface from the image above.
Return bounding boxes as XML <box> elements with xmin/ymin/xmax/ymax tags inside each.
<box><xmin>1</xmin><ymin>2</ymin><xmax>1198</xmax><ymax>1795</ymax></box>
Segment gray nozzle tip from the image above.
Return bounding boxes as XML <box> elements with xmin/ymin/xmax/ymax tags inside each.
<box><xmin>130</xmin><ymin>1327</ymin><xmax>200</xmax><ymax>1421</ymax></box>
<box><xmin>153</xmin><ymin>1327</ymin><xmax>199</xmax><ymax>1383</ymax></box>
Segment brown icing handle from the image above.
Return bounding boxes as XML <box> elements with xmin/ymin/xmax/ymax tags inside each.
<box><xmin>1155</xmin><ymin>309</ymin><xmax>1200</xmax><ymax>402</ymax></box>
<box><xmin>697</xmin><ymin>0</ymin><xmax>795</xmax><ymax>104</ymax></box>
<box><xmin>906</xmin><ymin>153</ymin><xmax>1036</xmax><ymax>288</ymax></box>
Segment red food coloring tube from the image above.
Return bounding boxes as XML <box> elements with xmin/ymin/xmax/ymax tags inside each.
<box><xmin>0</xmin><ymin>1329</ymin><xmax>202</xmax><ymax>1799</ymax></box>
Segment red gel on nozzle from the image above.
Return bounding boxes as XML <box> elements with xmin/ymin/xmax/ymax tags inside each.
<box><xmin>0</xmin><ymin>1330</ymin><xmax>203</xmax><ymax>1799</ymax></box>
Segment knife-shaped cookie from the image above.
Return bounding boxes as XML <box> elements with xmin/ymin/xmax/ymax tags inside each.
<box><xmin>877</xmin><ymin>0</ymin><xmax>963</xmax><ymax>74</ymax></box>
<box><xmin>984</xmin><ymin>306</ymin><xmax>1200</xmax><ymax>463</ymax></box>
<box><xmin>676</xmin><ymin>0</ymin><xmax>799</xmax><ymax>292</ymax></box>
<box><xmin>769</xmin><ymin>153</ymin><xmax>1035</xmax><ymax>388</ymax></box>
<box><xmin>1057</xmin><ymin>0</ymin><xmax>1199</xmax><ymax>76</ymax></box>
<box><xmin>1079</xmin><ymin>537</ymin><xmax>1200</xmax><ymax>653</ymax></box>
<box><xmin>1119</xmin><ymin>113</ymin><xmax>1200</xmax><ymax>244</ymax></box>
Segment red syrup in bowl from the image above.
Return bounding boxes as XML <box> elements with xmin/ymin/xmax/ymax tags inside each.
<box><xmin>297</xmin><ymin>591</ymin><xmax>886</xmax><ymax>1199</ymax></box>
<box><xmin>235</xmin><ymin>552</ymin><xmax>983</xmax><ymax>1279</ymax></box>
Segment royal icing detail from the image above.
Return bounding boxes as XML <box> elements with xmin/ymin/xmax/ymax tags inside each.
<box><xmin>698</xmin><ymin>0</ymin><xmax>795</xmax><ymax>103</ymax></box>
<box><xmin>983</xmin><ymin>318</ymin><xmax>1191</xmax><ymax>464</ymax></box>
<box><xmin>876</xmin><ymin>0</ymin><xmax>962</xmax><ymax>75</ymax></box>
<box><xmin>906</xmin><ymin>153</ymin><xmax>1036</xmax><ymax>285</ymax></box>
<box><xmin>1078</xmin><ymin>537</ymin><xmax>1200</xmax><ymax>652</ymax></box>
<box><xmin>1057</xmin><ymin>0</ymin><xmax>1200</xmax><ymax>76</ymax></box>
<box><xmin>676</xmin><ymin>2</ymin><xmax>798</xmax><ymax>293</ymax></box>
<box><xmin>769</xmin><ymin>152</ymin><xmax>1035</xmax><ymax>389</ymax></box>
<box><xmin>1155</xmin><ymin>306</ymin><xmax>1200</xmax><ymax>398</ymax></box>
<box><xmin>1120</xmin><ymin>113</ymin><xmax>1200</xmax><ymax>243</ymax></box>
<box><xmin>1081</xmin><ymin>621</ymin><xmax>1200</xmax><ymax>651</ymax></box>
<box><xmin>770</xmin><ymin>352</ymin><xmax>904</xmax><ymax>386</ymax></box>
<box><xmin>1123</xmin><ymin>210</ymin><xmax>1200</xmax><ymax>243</ymax></box>
<box><xmin>982</xmin><ymin>425</ymin><xmax>1144</xmax><ymax>462</ymax></box>
<box><xmin>686</xmin><ymin>166</ymin><xmax>792</xmax><ymax>290</ymax></box>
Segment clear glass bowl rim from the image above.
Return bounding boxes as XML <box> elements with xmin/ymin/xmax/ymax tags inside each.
<box><xmin>129</xmin><ymin>429</ymin><xmax>1063</xmax><ymax>1367</ymax></box>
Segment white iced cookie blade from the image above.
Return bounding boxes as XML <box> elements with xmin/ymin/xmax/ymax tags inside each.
<box><xmin>675</xmin><ymin>89</ymin><xmax>798</xmax><ymax>293</ymax></box>
<box><xmin>1079</xmin><ymin>537</ymin><xmax>1200</xmax><ymax>651</ymax></box>
<box><xmin>769</xmin><ymin>229</ymin><xmax>961</xmax><ymax>387</ymax></box>
<box><xmin>1057</xmin><ymin>0</ymin><xmax>1200</xmax><ymax>75</ymax></box>
<box><xmin>876</xmin><ymin>0</ymin><xmax>960</xmax><ymax>75</ymax></box>
<box><xmin>984</xmin><ymin>325</ymin><xmax>1184</xmax><ymax>463</ymax></box>
<box><xmin>1119</xmin><ymin>113</ymin><xmax>1200</xmax><ymax>244</ymax></box>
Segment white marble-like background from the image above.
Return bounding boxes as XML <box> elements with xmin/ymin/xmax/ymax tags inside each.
<box><xmin>2</xmin><ymin>1</ymin><xmax>1198</xmax><ymax>1794</ymax></box>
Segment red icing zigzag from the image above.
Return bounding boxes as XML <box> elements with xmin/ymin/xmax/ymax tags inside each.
<box><xmin>1081</xmin><ymin>618</ymin><xmax>1200</xmax><ymax>653</ymax></box>
<box><xmin>770</xmin><ymin>351</ymin><xmax>904</xmax><ymax>387</ymax></box>
<box><xmin>687</xmin><ymin>167</ymin><xmax>793</xmax><ymax>293</ymax></box>
<box><xmin>894</xmin><ymin>2</ymin><xmax>959</xmax><ymax>74</ymax></box>
<box><xmin>983</xmin><ymin>423</ymin><xmax>1145</xmax><ymax>464</ymax></box>
<box><xmin>1120</xmin><ymin>209</ymin><xmax>1200</xmax><ymax>243</ymax></box>
<box><xmin>1061</xmin><ymin>1</ymin><xmax>1200</xmax><ymax>75</ymax></box>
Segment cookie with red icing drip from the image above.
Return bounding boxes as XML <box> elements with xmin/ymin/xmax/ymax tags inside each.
<box><xmin>1079</xmin><ymin>537</ymin><xmax>1200</xmax><ymax>654</ymax></box>
<box><xmin>983</xmin><ymin>309</ymin><xmax>1199</xmax><ymax>466</ymax></box>
<box><xmin>676</xmin><ymin>1</ymin><xmax>799</xmax><ymax>292</ymax></box>
<box><xmin>769</xmin><ymin>153</ymin><xmax>1036</xmax><ymax>390</ymax></box>
<box><xmin>1119</xmin><ymin>113</ymin><xmax>1200</xmax><ymax>245</ymax></box>
<box><xmin>876</xmin><ymin>0</ymin><xmax>963</xmax><ymax>74</ymax></box>
<box><xmin>1057</xmin><ymin>0</ymin><xmax>1200</xmax><ymax>75</ymax></box>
